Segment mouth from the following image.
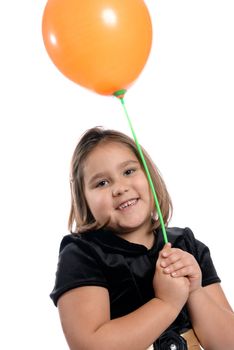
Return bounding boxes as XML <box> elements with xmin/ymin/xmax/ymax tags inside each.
<box><xmin>117</xmin><ymin>198</ymin><xmax>139</xmax><ymax>211</ymax></box>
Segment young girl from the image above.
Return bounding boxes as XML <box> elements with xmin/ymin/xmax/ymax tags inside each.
<box><xmin>50</xmin><ymin>127</ymin><xmax>234</xmax><ymax>350</ymax></box>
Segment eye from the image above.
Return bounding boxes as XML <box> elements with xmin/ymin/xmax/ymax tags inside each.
<box><xmin>96</xmin><ymin>179</ymin><xmax>109</xmax><ymax>188</ymax></box>
<box><xmin>124</xmin><ymin>168</ymin><xmax>136</xmax><ymax>176</ymax></box>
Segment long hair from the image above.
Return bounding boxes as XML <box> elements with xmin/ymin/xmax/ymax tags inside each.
<box><xmin>68</xmin><ymin>127</ymin><xmax>172</xmax><ymax>233</ymax></box>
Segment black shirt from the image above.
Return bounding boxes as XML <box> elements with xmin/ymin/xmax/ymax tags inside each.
<box><xmin>50</xmin><ymin>227</ymin><xmax>220</xmax><ymax>335</ymax></box>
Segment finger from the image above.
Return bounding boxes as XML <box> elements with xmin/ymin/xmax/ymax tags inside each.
<box><xmin>160</xmin><ymin>243</ymin><xmax>172</xmax><ymax>258</ymax></box>
<box><xmin>160</xmin><ymin>250</ymin><xmax>185</xmax><ymax>267</ymax></box>
<box><xmin>171</xmin><ymin>265</ymin><xmax>197</xmax><ymax>278</ymax></box>
<box><xmin>162</xmin><ymin>242</ymin><xmax>172</xmax><ymax>251</ymax></box>
<box><xmin>161</xmin><ymin>246</ymin><xmax>185</xmax><ymax>258</ymax></box>
<box><xmin>163</xmin><ymin>260</ymin><xmax>186</xmax><ymax>274</ymax></box>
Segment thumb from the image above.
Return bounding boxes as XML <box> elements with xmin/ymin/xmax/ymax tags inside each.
<box><xmin>161</xmin><ymin>242</ymin><xmax>172</xmax><ymax>257</ymax></box>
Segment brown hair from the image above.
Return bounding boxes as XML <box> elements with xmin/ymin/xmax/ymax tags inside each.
<box><xmin>68</xmin><ymin>127</ymin><xmax>172</xmax><ymax>233</ymax></box>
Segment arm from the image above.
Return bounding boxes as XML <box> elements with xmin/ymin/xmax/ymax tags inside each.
<box><xmin>58</xmin><ymin>287</ymin><xmax>178</xmax><ymax>350</ymax></box>
<box><xmin>160</xmin><ymin>245</ymin><xmax>234</xmax><ymax>350</ymax></box>
<box><xmin>187</xmin><ymin>283</ymin><xmax>234</xmax><ymax>350</ymax></box>
<box><xmin>57</xmin><ymin>246</ymin><xmax>189</xmax><ymax>350</ymax></box>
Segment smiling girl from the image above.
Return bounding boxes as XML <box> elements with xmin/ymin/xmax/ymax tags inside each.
<box><xmin>50</xmin><ymin>127</ymin><xmax>234</xmax><ymax>350</ymax></box>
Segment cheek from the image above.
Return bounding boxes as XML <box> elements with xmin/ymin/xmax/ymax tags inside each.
<box><xmin>86</xmin><ymin>193</ymin><xmax>110</xmax><ymax>219</ymax></box>
<box><xmin>137</xmin><ymin>176</ymin><xmax>154</xmax><ymax>208</ymax></box>
<box><xmin>137</xmin><ymin>175</ymin><xmax>151</xmax><ymax>196</ymax></box>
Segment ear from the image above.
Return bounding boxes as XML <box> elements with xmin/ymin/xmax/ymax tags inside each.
<box><xmin>151</xmin><ymin>210</ymin><xmax>158</xmax><ymax>222</ymax></box>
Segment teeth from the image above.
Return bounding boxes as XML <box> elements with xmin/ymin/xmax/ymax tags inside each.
<box><xmin>118</xmin><ymin>199</ymin><xmax>137</xmax><ymax>210</ymax></box>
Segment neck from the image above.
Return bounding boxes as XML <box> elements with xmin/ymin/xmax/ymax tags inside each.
<box><xmin>116</xmin><ymin>227</ymin><xmax>155</xmax><ymax>249</ymax></box>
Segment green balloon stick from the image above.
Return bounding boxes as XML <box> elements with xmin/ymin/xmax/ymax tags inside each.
<box><xmin>114</xmin><ymin>90</ymin><xmax>168</xmax><ymax>244</ymax></box>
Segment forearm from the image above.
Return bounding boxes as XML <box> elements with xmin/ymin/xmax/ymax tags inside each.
<box><xmin>187</xmin><ymin>287</ymin><xmax>234</xmax><ymax>349</ymax></box>
<box><xmin>70</xmin><ymin>298</ymin><xmax>180</xmax><ymax>350</ymax></box>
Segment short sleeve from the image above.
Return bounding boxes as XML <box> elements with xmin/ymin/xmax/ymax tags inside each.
<box><xmin>50</xmin><ymin>235</ymin><xmax>108</xmax><ymax>306</ymax></box>
<box><xmin>183</xmin><ymin>227</ymin><xmax>221</xmax><ymax>287</ymax></box>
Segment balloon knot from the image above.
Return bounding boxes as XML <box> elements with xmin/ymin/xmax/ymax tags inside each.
<box><xmin>113</xmin><ymin>89</ymin><xmax>127</xmax><ymax>99</ymax></box>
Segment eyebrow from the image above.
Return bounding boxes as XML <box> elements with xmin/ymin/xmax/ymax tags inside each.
<box><xmin>87</xmin><ymin>159</ymin><xmax>139</xmax><ymax>186</ymax></box>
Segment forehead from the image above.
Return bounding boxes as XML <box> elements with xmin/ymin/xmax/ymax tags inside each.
<box><xmin>83</xmin><ymin>141</ymin><xmax>138</xmax><ymax>173</ymax></box>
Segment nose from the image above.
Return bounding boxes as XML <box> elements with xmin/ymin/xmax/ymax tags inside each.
<box><xmin>112</xmin><ymin>182</ymin><xmax>129</xmax><ymax>197</ymax></box>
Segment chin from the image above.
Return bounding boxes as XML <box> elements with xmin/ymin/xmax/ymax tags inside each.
<box><xmin>106</xmin><ymin>223</ymin><xmax>135</xmax><ymax>234</ymax></box>
<box><xmin>117</xmin><ymin>222</ymin><xmax>149</xmax><ymax>234</ymax></box>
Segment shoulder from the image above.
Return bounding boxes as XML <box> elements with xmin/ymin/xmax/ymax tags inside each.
<box><xmin>60</xmin><ymin>231</ymin><xmax>94</xmax><ymax>250</ymax></box>
<box><xmin>165</xmin><ymin>226</ymin><xmax>196</xmax><ymax>246</ymax></box>
<box><xmin>59</xmin><ymin>231</ymin><xmax>104</xmax><ymax>257</ymax></box>
<box><xmin>165</xmin><ymin>226</ymin><xmax>195</xmax><ymax>240</ymax></box>
<box><xmin>50</xmin><ymin>231</ymin><xmax>109</xmax><ymax>306</ymax></box>
<box><xmin>166</xmin><ymin>227</ymin><xmax>190</xmax><ymax>241</ymax></box>
<box><xmin>165</xmin><ymin>226</ymin><xmax>208</xmax><ymax>257</ymax></box>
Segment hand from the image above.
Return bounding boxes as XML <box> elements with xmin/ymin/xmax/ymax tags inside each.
<box><xmin>154</xmin><ymin>243</ymin><xmax>190</xmax><ymax>312</ymax></box>
<box><xmin>160</xmin><ymin>243</ymin><xmax>202</xmax><ymax>293</ymax></box>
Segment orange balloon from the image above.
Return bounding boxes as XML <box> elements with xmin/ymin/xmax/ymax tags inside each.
<box><xmin>42</xmin><ymin>0</ymin><xmax>152</xmax><ymax>95</ymax></box>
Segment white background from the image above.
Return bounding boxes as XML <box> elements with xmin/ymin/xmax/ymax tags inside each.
<box><xmin>0</xmin><ymin>0</ymin><xmax>233</xmax><ymax>349</ymax></box>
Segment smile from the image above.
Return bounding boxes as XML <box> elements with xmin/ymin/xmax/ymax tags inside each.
<box><xmin>118</xmin><ymin>199</ymin><xmax>138</xmax><ymax>210</ymax></box>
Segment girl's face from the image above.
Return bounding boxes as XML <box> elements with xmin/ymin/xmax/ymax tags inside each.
<box><xmin>83</xmin><ymin>141</ymin><xmax>153</xmax><ymax>236</ymax></box>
